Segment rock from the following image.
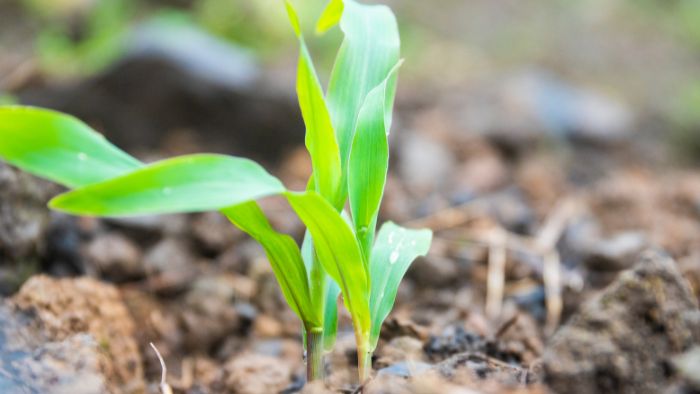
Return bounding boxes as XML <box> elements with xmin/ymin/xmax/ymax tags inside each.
<box><xmin>143</xmin><ymin>237</ymin><xmax>197</xmax><ymax>293</ymax></box>
<box><xmin>0</xmin><ymin>321</ymin><xmax>110</xmax><ymax>394</ymax></box>
<box><xmin>191</xmin><ymin>211</ymin><xmax>241</xmax><ymax>255</ymax></box>
<box><xmin>0</xmin><ymin>163</ymin><xmax>54</xmax><ymax>294</ymax></box>
<box><xmin>224</xmin><ymin>353</ymin><xmax>292</xmax><ymax>394</ymax></box>
<box><xmin>180</xmin><ymin>274</ymin><xmax>241</xmax><ymax>352</ymax></box>
<box><xmin>1</xmin><ymin>275</ymin><xmax>145</xmax><ymax>393</ymax></box>
<box><xmin>84</xmin><ymin>232</ymin><xmax>144</xmax><ymax>281</ymax></box>
<box><xmin>543</xmin><ymin>250</ymin><xmax>700</xmax><ymax>394</ymax></box>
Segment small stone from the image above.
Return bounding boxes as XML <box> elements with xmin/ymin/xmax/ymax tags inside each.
<box><xmin>191</xmin><ymin>211</ymin><xmax>241</xmax><ymax>254</ymax></box>
<box><xmin>84</xmin><ymin>232</ymin><xmax>144</xmax><ymax>281</ymax></box>
<box><xmin>144</xmin><ymin>237</ymin><xmax>197</xmax><ymax>292</ymax></box>
<box><xmin>224</xmin><ymin>353</ymin><xmax>292</xmax><ymax>394</ymax></box>
<box><xmin>253</xmin><ymin>314</ymin><xmax>283</xmax><ymax>338</ymax></box>
<box><xmin>180</xmin><ymin>275</ymin><xmax>240</xmax><ymax>352</ymax></box>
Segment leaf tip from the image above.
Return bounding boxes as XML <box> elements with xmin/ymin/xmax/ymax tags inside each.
<box><xmin>284</xmin><ymin>0</ymin><xmax>302</xmax><ymax>37</ymax></box>
<box><xmin>315</xmin><ymin>0</ymin><xmax>343</xmax><ymax>35</ymax></box>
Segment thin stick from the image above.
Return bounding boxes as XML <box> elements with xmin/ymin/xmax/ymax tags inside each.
<box><xmin>543</xmin><ymin>251</ymin><xmax>563</xmax><ymax>336</ymax></box>
<box><xmin>485</xmin><ymin>227</ymin><xmax>507</xmax><ymax>322</ymax></box>
<box><xmin>149</xmin><ymin>342</ymin><xmax>173</xmax><ymax>394</ymax></box>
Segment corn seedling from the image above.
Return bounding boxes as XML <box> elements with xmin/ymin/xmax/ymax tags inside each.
<box><xmin>0</xmin><ymin>0</ymin><xmax>432</xmax><ymax>383</ymax></box>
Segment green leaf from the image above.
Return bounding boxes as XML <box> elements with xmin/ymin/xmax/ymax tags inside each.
<box><xmin>285</xmin><ymin>191</ymin><xmax>370</xmax><ymax>344</ymax></box>
<box><xmin>0</xmin><ymin>106</ymin><xmax>142</xmax><ymax>188</ymax></box>
<box><xmin>327</xmin><ymin>0</ymin><xmax>400</xmax><ymax>188</ymax></box>
<box><xmin>348</xmin><ymin>62</ymin><xmax>402</xmax><ymax>261</ymax></box>
<box><xmin>49</xmin><ymin>153</ymin><xmax>285</xmax><ymax>216</ymax></box>
<box><xmin>323</xmin><ymin>280</ymin><xmax>341</xmax><ymax>350</ymax></box>
<box><xmin>316</xmin><ymin>0</ymin><xmax>344</xmax><ymax>34</ymax></box>
<box><xmin>369</xmin><ymin>222</ymin><xmax>432</xmax><ymax>350</ymax></box>
<box><xmin>285</xmin><ymin>0</ymin><xmax>342</xmax><ymax>207</ymax></box>
<box><xmin>222</xmin><ymin>202</ymin><xmax>321</xmax><ymax>328</ymax></box>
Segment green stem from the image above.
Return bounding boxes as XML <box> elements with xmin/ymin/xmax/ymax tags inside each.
<box><xmin>358</xmin><ymin>345</ymin><xmax>372</xmax><ymax>383</ymax></box>
<box><xmin>306</xmin><ymin>330</ymin><xmax>325</xmax><ymax>381</ymax></box>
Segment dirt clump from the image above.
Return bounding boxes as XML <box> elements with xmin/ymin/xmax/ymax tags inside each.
<box><xmin>543</xmin><ymin>250</ymin><xmax>700</xmax><ymax>394</ymax></box>
<box><xmin>5</xmin><ymin>275</ymin><xmax>145</xmax><ymax>393</ymax></box>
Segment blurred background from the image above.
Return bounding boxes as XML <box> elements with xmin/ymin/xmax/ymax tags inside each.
<box><xmin>2</xmin><ymin>0</ymin><xmax>700</xmax><ymax>393</ymax></box>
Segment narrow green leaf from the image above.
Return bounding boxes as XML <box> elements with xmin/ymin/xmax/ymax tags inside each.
<box><xmin>283</xmin><ymin>0</ymin><xmax>301</xmax><ymax>37</ymax></box>
<box><xmin>316</xmin><ymin>0</ymin><xmax>344</xmax><ymax>34</ymax></box>
<box><xmin>0</xmin><ymin>106</ymin><xmax>142</xmax><ymax>188</ymax></box>
<box><xmin>285</xmin><ymin>0</ymin><xmax>342</xmax><ymax>207</ymax></box>
<box><xmin>348</xmin><ymin>62</ymin><xmax>402</xmax><ymax>261</ymax></box>
<box><xmin>327</xmin><ymin>0</ymin><xmax>400</xmax><ymax>188</ymax></box>
<box><xmin>285</xmin><ymin>191</ymin><xmax>370</xmax><ymax>343</ymax></box>
<box><xmin>369</xmin><ymin>222</ymin><xmax>432</xmax><ymax>350</ymax></box>
<box><xmin>49</xmin><ymin>154</ymin><xmax>285</xmax><ymax>216</ymax></box>
<box><xmin>222</xmin><ymin>202</ymin><xmax>321</xmax><ymax>328</ymax></box>
<box><xmin>323</xmin><ymin>280</ymin><xmax>341</xmax><ymax>350</ymax></box>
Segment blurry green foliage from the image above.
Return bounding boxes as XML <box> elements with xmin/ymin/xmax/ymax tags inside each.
<box><xmin>669</xmin><ymin>81</ymin><xmax>700</xmax><ymax>162</ymax></box>
<box><xmin>22</xmin><ymin>0</ymin><xmax>132</xmax><ymax>77</ymax></box>
<box><xmin>20</xmin><ymin>0</ymin><xmax>342</xmax><ymax>78</ymax></box>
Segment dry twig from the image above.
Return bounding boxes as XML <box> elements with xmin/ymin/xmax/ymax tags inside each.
<box><xmin>149</xmin><ymin>342</ymin><xmax>173</xmax><ymax>394</ymax></box>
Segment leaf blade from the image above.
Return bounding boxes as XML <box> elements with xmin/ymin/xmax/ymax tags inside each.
<box><xmin>327</xmin><ymin>0</ymin><xmax>400</xmax><ymax>179</ymax></box>
<box><xmin>316</xmin><ymin>0</ymin><xmax>344</xmax><ymax>34</ymax></box>
<box><xmin>285</xmin><ymin>191</ymin><xmax>370</xmax><ymax>342</ymax></box>
<box><xmin>0</xmin><ymin>106</ymin><xmax>142</xmax><ymax>188</ymax></box>
<box><xmin>285</xmin><ymin>0</ymin><xmax>342</xmax><ymax>207</ymax></box>
<box><xmin>369</xmin><ymin>222</ymin><xmax>432</xmax><ymax>350</ymax></box>
<box><xmin>49</xmin><ymin>153</ymin><xmax>285</xmax><ymax>216</ymax></box>
<box><xmin>348</xmin><ymin>62</ymin><xmax>402</xmax><ymax>261</ymax></box>
<box><xmin>222</xmin><ymin>202</ymin><xmax>321</xmax><ymax>328</ymax></box>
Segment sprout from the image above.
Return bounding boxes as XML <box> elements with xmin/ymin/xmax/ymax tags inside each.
<box><xmin>0</xmin><ymin>0</ymin><xmax>432</xmax><ymax>383</ymax></box>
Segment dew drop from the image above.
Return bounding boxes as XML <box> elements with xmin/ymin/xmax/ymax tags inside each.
<box><xmin>388</xmin><ymin>233</ymin><xmax>395</xmax><ymax>245</ymax></box>
<box><xmin>162</xmin><ymin>187</ymin><xmax>172</xmax><ymax>195</ymax></box>
<box><xmin>77</xmin><ymin>152</ymin><xmax>87</xmax><ymax>161</ymax></box>
<box><xmin>389</xmin><ymin>250</ymin><xmax>399</xmax><ymax>264</ymax></box>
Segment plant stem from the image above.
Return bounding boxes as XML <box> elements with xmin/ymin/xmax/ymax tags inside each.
<box><xmin>306</xmin><ymin>330</ymin><xmax>324</xmax><ymax>381</ymax></box>
<box><xmin>358</xmin><ymin>346</ymin><xmax>372</xmax><ymax>383</ymax></box>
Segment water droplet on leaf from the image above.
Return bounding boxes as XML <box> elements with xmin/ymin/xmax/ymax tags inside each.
<box><xmin>390</xmin><ymin>250</ymin><xmax>399</xmax><ymax>264</ymax></box>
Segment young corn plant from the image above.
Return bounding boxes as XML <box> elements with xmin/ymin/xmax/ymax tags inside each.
<box><xmin>0</xmin><ymin>0</ymin><xmax>432</xmax><ymax>383</ymax></box>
